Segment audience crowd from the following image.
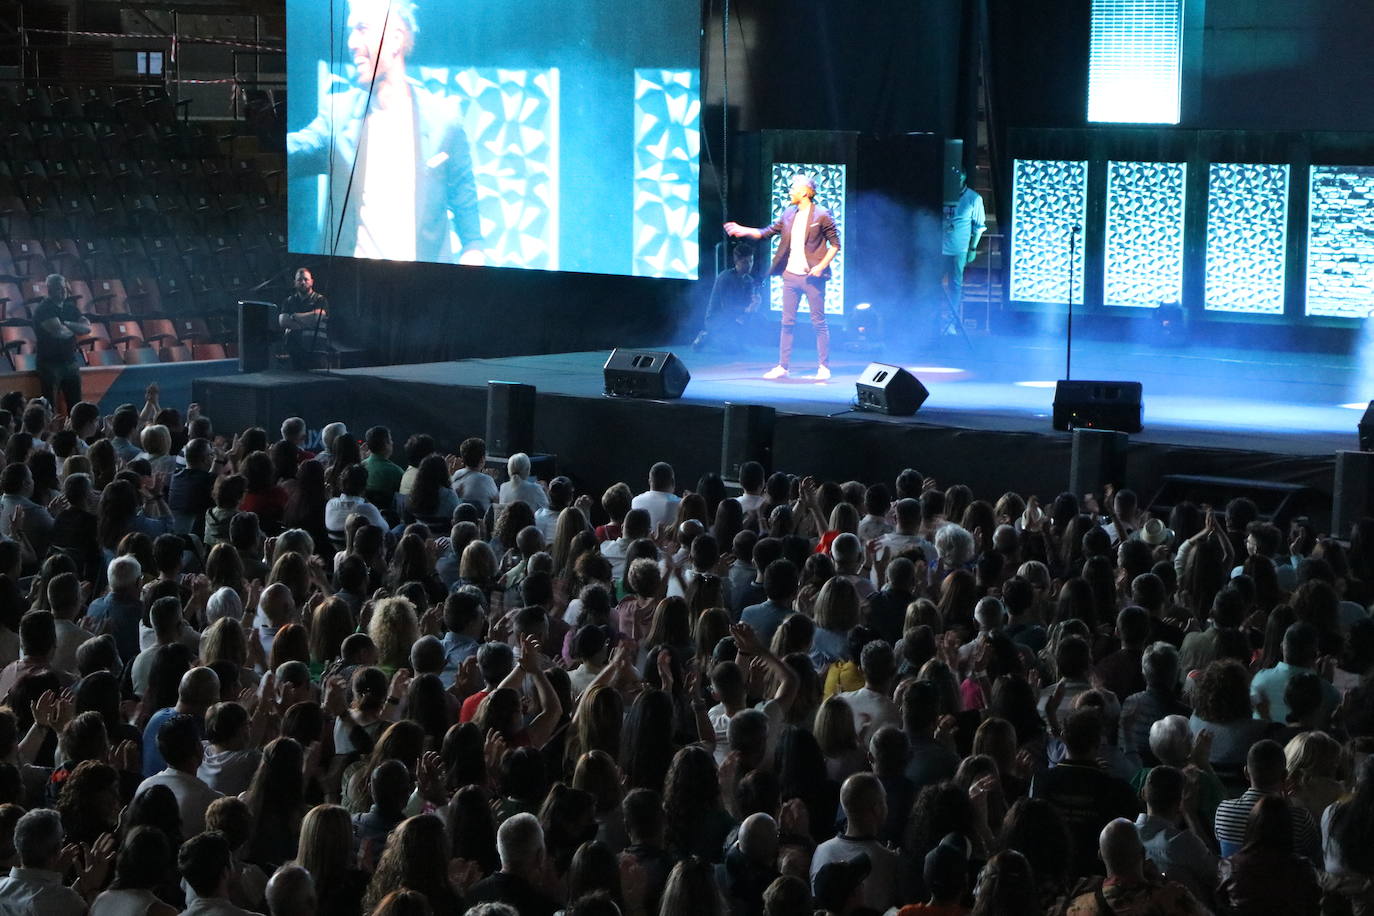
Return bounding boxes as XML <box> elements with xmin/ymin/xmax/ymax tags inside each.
<box><xmin>0</xmin><ymin>385</ymin><xmax>1370</xmax><ymax>916</ymax></box>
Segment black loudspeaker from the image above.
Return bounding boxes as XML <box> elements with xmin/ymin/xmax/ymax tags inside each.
<box><xmin>1053</xmin><ymin>380</ymin><xmax>1143</xmax><ymax>433</ymax></box>
<box><xmin>603</xmin><ymin>349</ymin><xmax>690</xmax><ymax>399</ymax></box>
<box><xmin>855</xmin><ymin>363</ymin><xmax>929</xmax><ymax>416</ymax></box>
<box><xmin>721</xmin><ymin>403</ymin><xmax>776</xmax><ymax>481</ymax></box>
<box><xmin>237</xmin><ymin>300</ymin><xmax>278</xmax><ymax>373</ymax></box>
<box><xmin>1359</xmin><ymin>402</ymin><xmax>1374</xmax><ymax>451</ymax></box>
<box><xmin>1333</xmin><ymin>450</ymin><xmax>1374</xmax><ymax>538</ymax></box>
<box><xmin>1069</xmin><ymin>428</ymin><xmax>1129</xmax><ymax>499</ymax></box>
<box><xmin>485</xmin><ymin>381</ymin><xmax>536</xmax><ymax>458</ymax></box>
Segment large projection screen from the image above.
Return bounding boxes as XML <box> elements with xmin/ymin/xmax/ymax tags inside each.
<box><xmin>286</xmin><ymin>0</ymin><xmax>700</xmax><ymax>279</ymax></box>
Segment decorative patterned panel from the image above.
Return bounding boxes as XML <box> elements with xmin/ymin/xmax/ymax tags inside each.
<box><xmin>632</xmin><ymin>69</ymin><xmax>700</xmax><ymax>280</ymax></box>
<box><xmin>1088</xmin><ymin>0</ymin><xmax>1183</xmax><ymax>124</ymax></box>
<box><xmin>448</xmin><ymin>67</ymin><xmax>559</xmax><ymax>270</ymax></box>
<box><xmin>1307</xmin><ymin>166</ymin><xmax>1374</xmax><ymax>319</ymax></box>
<box><xmin>768</xmin><ymin>163</ymin><xmax>846</xmax><ymax>315</ymax></box>
<box><xmin>1009</xmin><ymin>159</ymin><xmax>1087</xmax><ymax>305</ymax></box>
<box><xmin>1205</xmin><ymin>163</ymin><xmax>1289</xmax><ymax>314</ymax></box>
<box><xmin>1104</xmin><ymin>160</ymin><xmax>1186</xmax><ymax>308</ymax></box>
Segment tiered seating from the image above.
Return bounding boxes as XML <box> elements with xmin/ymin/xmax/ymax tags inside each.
<box><xmin>0</xmin><ymin>82</ymin><xmax>290</xmax><ymax>371</ymax></box>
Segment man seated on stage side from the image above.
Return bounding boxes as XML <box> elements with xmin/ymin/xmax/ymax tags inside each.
<box><xmin>279</xmin><ymin>268</ymin><xmax>330</xmax><ymax>371</ymax></box>
<box><xmin>694</xmin><ymin>243</ymin><xmax>761</xmax><ymax>352</ymax></box>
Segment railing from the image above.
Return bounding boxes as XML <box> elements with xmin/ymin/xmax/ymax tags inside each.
<box><xmin>4</xmin><ymin>17</ymin><xmax>283</xmax><ymax>114</ymax></box>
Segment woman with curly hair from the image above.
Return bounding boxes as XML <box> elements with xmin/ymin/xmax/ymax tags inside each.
<box><xmin>56</xmin><ymin>759</ymin><xmax>120</xmax><ymax>846</ymax></box>
<box><xmin>998</xmin><ymin>797</ymin><xmax>1074</xmax><ymax>913</ymax></box>
<box><xmin>368</xmin><ymin>597</ymin><xmax>420</xmax><ymax>673</ymax></box>
<box><xmin>970</xmin><ymin>849</ymin><xmax>1040</xmax><ymax>916</ymax></box>
<box><xmin>662</xmin><ymin>745</ymin><xmax>734</xmax><ymax>862</ymax></box>
<box><xmin>1189</xmin><ymin>658</ymin><xmax>1276</xmax><ymax>772</ymax></box>
<box><xmin>362</xmin><ymin>814</ymin><xmax>465</xmax><ymax>915</ymax></box>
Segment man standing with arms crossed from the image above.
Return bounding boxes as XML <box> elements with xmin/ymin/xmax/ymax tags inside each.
<box><xmin>725</xmin><ymin>174</ymin><xmax>841</xmax><ymax>380</ymax></box>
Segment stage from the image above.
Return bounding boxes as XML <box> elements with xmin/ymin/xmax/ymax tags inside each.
<box><xmin>193</xmin><ymin>332</ymin><xmax>1364</xmax><ymax>527</ymax></box>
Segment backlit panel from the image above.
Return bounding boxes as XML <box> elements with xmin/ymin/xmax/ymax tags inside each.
<box><xmin>1205</xmin><ymin>163</ymin><xmax>1288</xmax><ymax>314</ymax></box>
<box><xmin>1088</xmin><ymin>0</ymin><xmax>1184</xmax><ymax>124</ymax></box>
<box><xmin>1105</xmin><ymin>160</ymin><xmax>1186</xmax><ymax>308</ymax></box>
<box><xmin>633</xmin><ymin>69</ymin><xmax>701</xmax><ymax>280</ymax></box>
<box><xmin>1307</xmin><ymin>166</ymin><xmax>1374</xmax><ymax>319</ymax></box>
<box><xmin>1009</xmin><ymin>159</ymin><xmax>1087</xmax><ymax>305</ymax></box>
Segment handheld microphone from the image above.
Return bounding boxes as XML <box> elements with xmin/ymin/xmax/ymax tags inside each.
<box><xmin>1071</xmin><ymin>224</ymin><xmax>1082</xmax><ymax>234</ymax></box>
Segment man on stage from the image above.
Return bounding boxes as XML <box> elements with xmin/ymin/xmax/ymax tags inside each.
<box><xmin>941</xmin><ymin>167</ymin><xmax>986</xmax><ymax>333</ymax></box>
<box><xmin>280</xmin><ymin>268</ymin><xmax>330</xmax><ymax>371</ymax></box>
<box><xmin>724</xmin><ymin>174</ymin><xmax>841</xmax><ymax>380</ymax></box>
<box><xmin>693</xmin><ymin>243</ymin><xmax>761</xmax><ymax>352</ymax></box>
<box><xmin>286</xmin><ymin>0</ymin><xmax>484</xmax><ymax>265</ymax></box>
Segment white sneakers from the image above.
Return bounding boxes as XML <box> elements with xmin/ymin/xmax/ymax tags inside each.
<box><xmin>763</xmin><ymin>365</ymin><xmax>830</xmax><ymax>380</ymax></box>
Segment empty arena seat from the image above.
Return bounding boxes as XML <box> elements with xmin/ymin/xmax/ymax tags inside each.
<box><xmin>122</xmin><ymin>346</ymin><xmax>161</xmax><ymax>365</ymax></box>
<box><xmin>107</xmin><ymin>319</ymin><xmax>145</xmax><ymax>349</ymax></box>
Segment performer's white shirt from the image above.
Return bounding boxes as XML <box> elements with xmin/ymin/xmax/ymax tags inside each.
<box><xmin>942</xmin><ymin>186</ymin><xmax>986</xmax><ymax>256</ymax></box>
<box><xmin>355</xmin><ymin>94</ymin><xmax>418</xmax><ymax>262</ymax></box>
<box><xmin>785</xmin><ymin>201</ymin><xmax>812</xmax><ymax>274</ymax></box>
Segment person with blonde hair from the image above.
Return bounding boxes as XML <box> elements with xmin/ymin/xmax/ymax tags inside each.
<box><xmin>1284</xmin><ymin>730</ymin><xmax>1345</xmax><ymax>823</ymax></box>
<box><xmin>368</xmin><ymin>597</ymin><xmax>420</xmax><ymax>673</ymax></box>
<box><xmin>294</xmin><ymin>803</ymin><xmax>368</xmax><ymax>916</ymax></box>
<box><xmin>810</xmin><ymin>577</ymin><xmax>860</xmax><ymax>669</ymax></box>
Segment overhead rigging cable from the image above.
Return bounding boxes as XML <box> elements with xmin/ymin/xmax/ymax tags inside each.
<box><xmin>330</xmin><ymin>0</ymin><xmax>394</xmax><ymax>258</ymax></box>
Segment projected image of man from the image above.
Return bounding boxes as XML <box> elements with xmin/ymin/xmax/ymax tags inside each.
<box><xmin>287</xmin><ymin>0</ymin><xmax>483</xmax><ymax>265</ymax></box>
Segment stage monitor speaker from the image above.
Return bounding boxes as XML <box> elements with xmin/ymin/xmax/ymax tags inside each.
<box><xmin>237</xmin><ymin>300</ymin><xmax>278</xmax><ymax>373</ymax></box>
<box><xmin>1069</xmin><ymin>428</ymin><xmax>1129</xmax><ymax>500</ymax></box>
<box><xmin>486</xmin><ymin>381</ymin><xmax>536</xmax><ymax>458</ymax></box>
<box><xmin>721</xmin><ymin>403</ymin><xmax>776</xmax><ymax>482</ymax></box>
<box><xmin>603</xmin><ymin>349</ymin><xmax>690</xmax><ymax>399</ymax></box>
<box><xmin>855</xmin><ymin>363</ymin><xmax>929</xmax><ymax>416</ymax></box>
<box><xmin>1333</xmin><ymin>450</ymin><xmax>1374</xmax><ymax>538</ymax></box>
<box><xmin>1359</xmin><ymin>402</ymin><xmax>1374</xmax><ymax>451</ymax></box>
<box><xmin>1053</xmin><ymin>380</ymin><xmax>1143</xmax><ymax>433</ymax></box>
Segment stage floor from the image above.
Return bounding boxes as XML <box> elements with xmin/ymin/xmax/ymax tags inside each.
<box><xmin>332</xmin><ymin>334</ymin><xmax>1364</xmax><ymax>457</ymax></box>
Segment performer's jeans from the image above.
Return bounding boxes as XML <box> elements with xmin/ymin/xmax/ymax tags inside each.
<box><xmin>779</xmin><ymin>271</ymin><xmax>829</xmax><ymax>369</ymax></box>
<box><xmin>36</xmin><ymin>359</ymin><xmax>82</xmax><ymax>413</ymax></box>
<box><xmin>942</xmin><ymin>254</ymin><xmax>966</xmax><ymax>309</ymax></box>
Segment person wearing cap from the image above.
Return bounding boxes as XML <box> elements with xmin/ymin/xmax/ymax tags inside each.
<box><xmin>896</xmin><ymin>834</ymin><xmax>972</xmax><ymax>916</ymax></box>
<box><xmin>810</xmin><ymin>773</ymin><xmax>898</xmax><ymax>912</ymax></box>
<box><xmin>724</xmin><ymin>173</ymin><xmax>841</xmax><ymax>382</ymax></box>
<box><xmin>812</xmin><ymin>852</ymin><xmax>874</xmax><ymax>916</ymax></box>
